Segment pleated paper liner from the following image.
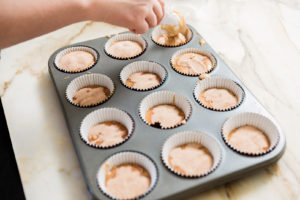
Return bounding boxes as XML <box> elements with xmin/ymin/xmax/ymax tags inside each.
<box><xmin>80</xmin><ymin>108</ymin><xmax>134</xmax><ymax>149</ymax></box>
<box><xmin>54</xmin><ymin>45</ymin><xmax>99</xmax><ymax>73</ymax></box>
<box><xmin>151</xmin><ymin>26</ymin><xmax>193</xmax><ymax>47</ymax></box>
<box><xmin>139</xmin><ymin>91</ymin><xmax>192</xmax><ymax>129</ymax></box>
<box><xmin>193</xmin><ymin>77</ymin><xmax>245</xmax><ymax>112</ymax></box>
<box><xmin>66</xmin><ymin>73</ymin><xmax>115</xmax><ymax>108</ymax></box>
<box><xmin>104</xmin><ymin>33</ymin><xmax>147</xmax><ymax>60</ymax></box>
<box><xmin>221</xmin><ymin>112</ymin><xmax>280</xmax><ymax>156</ymax></box>
<box><xmin>161</xmin><ymin>131</ymin><xmax>222</xmax><ymax>178</ymax></box>
<box><xmin>120</xmin><ymin>61</ymin><xmax>168</xmax><ymax>91</ymax></box>
<box><xmin>97</xmin><ymin>151</ymin><xmax>158</xmax><ymax>200</ymax></box>
<box><xmin>170</xmin><ymin>48</ymin><xmax>217</xmax><ymax>76</ymax></box>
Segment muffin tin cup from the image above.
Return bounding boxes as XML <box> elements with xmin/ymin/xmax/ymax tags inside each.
<box><xmin>161</xmin><ymin>131</ymin><xmax>222</xmax><ymax>178</ymax></box>
<box><xmin>97</xmin><ymin>151</ymin><xmax>158</xmax><ymax>200</ymax></box>
<box><xmin>170</xmin><ymin>48</ymin><xmax>217</xmax><ymax>76</ymax></box>
<box><xmin>80</xmin><ymin>108</ymin><xmax>134</xmax><ymax>149</ymax></box>
<box><xmin>104</xmin><ymin>33</ymin><xmax>147</xmax><ymax>60</ymax></box>
<box><xmin>151</xmin><ymin>26</ymin><xmax>193</xmax><ymax>47</ymax></box>
<box><xmin>66</xmin><ymin>73</ymin><xmax>115</xmax><ymax>108</ymax></box>
<box><xmin>193</xmin><ymin>77</ymin><xmax>245</xmax><ymax>111</ymax></box>
<box><xmin>222</xmin><ymin>112</ymin><xmax>280</xmax><ymax>156</ymax></box>
<box><xmin>139</xmin><ymin>90</ymin><xmax>192</xmax><ymax>129</ymax></box>
<box><xmin>54</xmin><ymin>46</ymin><xmax>99</xmax><ymax>73</ymax></box>
<box><xmin>120</xmin><ymin>61</ymin><xmax>167</xmax><ymax>91</ymax></box>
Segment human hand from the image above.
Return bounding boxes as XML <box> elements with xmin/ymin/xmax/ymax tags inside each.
<box><xmin>87</xmin><ymin>0</ymin><xmax>165</xmax><ymax>34</ymax></box>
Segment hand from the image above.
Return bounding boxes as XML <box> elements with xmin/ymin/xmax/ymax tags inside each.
<box><xmin>87</xmin><ymin>0</ymin><xmax>165</xmax><ymax>34</ymax></box>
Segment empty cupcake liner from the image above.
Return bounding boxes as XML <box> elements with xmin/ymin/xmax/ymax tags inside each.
<box><xmin>221</xmin><ymin>112</ymin><xmax>280</xmax><ymax>156</ymax></box>
<box><xmin>170</xmin><ymin>48</ymin><xmax>217</xmax><ymax>76</ymax></box>
<box><xmin>120</xmin><ymin>61</ymin><xmax>167</xmax><ymax>91</ymax></box>
<box><xmin>66</xmin><ymin>73</ymin><xmax>115</xmax><ymax>108</ymax></box>
<box><xmin>54</xmin><ymin>45</ymin><xmax>99</xmax><ymax>73</ymax></box>
<box><xmin>151</xmin><ymin>26</ymin><xmax>193</xmax><ymax>47</ymax></box>
<box><xmin>193</xmin><ymin>77</ymin><xmax>245</xmax><ymax>112</ymax></box>
<box><xmin>104</xmin><ymin>33</ymin><xmax>147</xmax><ymax>60</ymax></box>
<box><xmin>139</xmin><ymin>91</ymin><xmax>192</xmax><ymax>129</ymax></box>
<box><xmin>97</xmin><ymin>151</ymin><xmax>158</xmax><ymax>200</ymax></box>
<box><xmin>161</xmin><ymin>131</ymin><xmax>222</xmax><ymax>178</ymax></box>
<box><xmin>80</xmin><ymin>108</ymin><xmax>134</xmax><ymax>149</ymax></box>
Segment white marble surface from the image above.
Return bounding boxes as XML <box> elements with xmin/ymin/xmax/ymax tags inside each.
<box><xmin>1</xmin><ymin>0</ymin><xmax>300</xmax><ymax>199</ymax></box>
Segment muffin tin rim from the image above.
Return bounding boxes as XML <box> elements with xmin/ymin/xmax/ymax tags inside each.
<box><xmin>47</xmin><ymin>24</ymin><xmax>286</xmax><ymax>200</ymax></box>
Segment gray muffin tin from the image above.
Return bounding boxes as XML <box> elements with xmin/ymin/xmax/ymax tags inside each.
<box><xmin>48</xmin><ymin>25</ymin><xmax>286</xmax><ymax>200</ymax></box>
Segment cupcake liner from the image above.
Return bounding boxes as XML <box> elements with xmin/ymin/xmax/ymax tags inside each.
<box><xmin>221</xmin><ymin>112</ymin><xmax>280</xmax><ymax>156</ymax></box>
<box><xmin>170</xmin><ymin>48</ymin><xmax>217</xmax><ymax>76</ymax></box>
<box><xmin>104</xmin><ymin>33</ymin><xmax>147</xmax><ymax>60</ymax></box>
<box><xmin>80</xmin><ymin>108</ymin><xmax>134</xmax><ymax>149</ymax></box>
<box><xmin>66</xmin><ymin>73</ymin><xmax>115</xmax><ymax>108</ymax></box>
<box><xmin>120</xmin><ymin>61</ymin><xmax>167</xmax><ymax>91</ymax></box>
<box><xmin>97</xmin><ymin>151</ymin><xmax>158</xmax><ymax>200</ymax></box>
<box><xmin>139</xmin><ymin>91</ymin><xmax>192</xmax><ymax>129</ymax></box>
<box><xmin>161</xmin><ymin>131</ymin><xmax>222</xmax><ymax>178</ymax></box>
<box><xmin>151</xmin><ymin>26</ymin><xmax>193</xmax><ymax>47</ymax></box>
<box><xmin>193</xmin><ymin>77</ymin><xmax>245</xmax><ymax>112</ymax></box>
<box><xmin>54</xmin><ymin>45</ymin><xmax>99</xmax><ymax>73</ymax></box>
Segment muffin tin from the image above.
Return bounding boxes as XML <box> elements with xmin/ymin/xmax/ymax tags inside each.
<box><xmin>48</xmin><ymin>25</ymin><xmax>286</xmax><ymax>200</ymax></box>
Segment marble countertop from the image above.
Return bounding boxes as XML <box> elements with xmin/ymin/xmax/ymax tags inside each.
<box><xmin>1</xmin><ymin>0</ymin><xmax>300</xmax><ymax>199</ymax></box>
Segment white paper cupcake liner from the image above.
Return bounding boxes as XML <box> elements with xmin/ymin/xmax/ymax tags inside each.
<box><xmin>80</xmin><ymin>108</ymin><xmax>134</xmax><ymax>149</ymax></box>
<box><xmin>54</xmin><ymin>45</ymin><xmax>99</xmax><ymax>73</ymax></box>
<box><xmin>139</xmin><ymin>91</ymin><xmax>192</xmax><ymax>129</ymax></box>
<box><xmin>120</xmin><ymin>61</ymin><xmax>167</xmax><ymax>91</ymax></box>
<box><xmin>222</xmin><ymin>112</ymin><xmax>280</xmax><ymax>156</ymax></box>
<box><xmin>66</xmin><ymin>73</ymin><xmax>115</xmax><ymax>108</ymax></box>
<box><xmin>97</xmin><ymin>151</ymin><xmax>158</xmax><ymax>200</ymax></box>
<box><xmin>193</xmin><ymin>77</ymin><xmax>245</xmax><ymax>111</ymax></box>
<box><xmin>161</xmin><ymin>131</ymin><xmax>222</xmax><ymax>178</ymax></box>
<box><xmin>151</xmin><ymin>26</ymin><xmax>193</xmax><ymax>47</ymax></box>
<box><xmin>104</xmin><ymin>33</ymin><xmax>147</xmax><ymax>60</ymax></box>
<box><xmin>170</xmin><ymin>48</ymin><xmax>217</xmax><ymax>76</ymax></box>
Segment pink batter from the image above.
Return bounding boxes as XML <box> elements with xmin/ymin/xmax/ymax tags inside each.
<box><xmin>105</xmin><ymin>164</ymin><xmax>151</xmax><ymax>199</ymax></box>
<box><xmin>168</xmin><ymin>143</ymin><xmax>213</xmax><ymax>176</ymax></box>
<box><xmin>58</xmin><ymin>50</ymin><xmax>95</xmax><ymax>72</ymax></box>
<box><xmin>228</xmin><ymin>125</ymin><xmax>270</xmax><ymax>153</ymax></box>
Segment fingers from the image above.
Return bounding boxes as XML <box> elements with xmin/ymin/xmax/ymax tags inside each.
<box><xmin>146</xmin><ymin>12</ymin><xmax>157</xmax><ymax>28</ymax></box>
<box><xmin>157</xmin><ymin>0</ymin><xmax>165</xmax><ymax>22</ymax></box>
<box><xmin>153</xmin><ymin>0</ymin><xmax>164</xmax><ymax>24</ymax></box>
<box><xmin>132</xmin><ymin>20</ymin><xmax>149</xmax><ymax>34</ymax></box>
<box><xmin>129</xmin><ymin>0</ymin><xmax>165</xmax><ymax>34</ymax></box>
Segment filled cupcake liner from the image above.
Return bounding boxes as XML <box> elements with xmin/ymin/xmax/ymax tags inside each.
<box><xmin>221</xmin><ymin>112</ymin><xmax>280</xmax><ymax>156</ymax></box>
<box><xmin>66</xmin><ymin>73</ymin><xmax>115</xmax><ymax>108</ymax></box>
<box><xmin>151</xmin><ymin>26</ymin><xmax>193</xmax><ymax>47</ymax></box>
<box><xmin>193</xmin><ymin>77</ymin><xmax>245</xmax><ymax>112</ymax></box>
<box><xmin>80</xmin><ymin>108</ymin><xmax>134</xmax><ymax>149</ymax></box>
<box><xmin>54</xmin><ymin>45</ymin><xmax>99</xmax><ymax>73</ymax></box>
<box><xmin>170</xmin><ymin>48</ymin><xmax>217</xmax><ymax>76</ymax></box>
<box><xmin>104</xmin><ymin>33</ymin><xmax>147</xmax><ymax>60</ymax></box>
<box><xmin>97</xmin><ymin>151</ymin><xmax>158</xmax><ymax>200</ymax></box>
<box><xmin>161</xmin><ymin>131</ymin><xmax>222</xmax><ymax>178</ymax></box>
<box><xmin>139</xmin><ymin>91</ymin><xmax>192</xmax><ymax>129</ymax></box>
<box><xmin>120</xmin><ymin>61</ymin><xmax>167</xmax><ymax>91</ymax></box>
